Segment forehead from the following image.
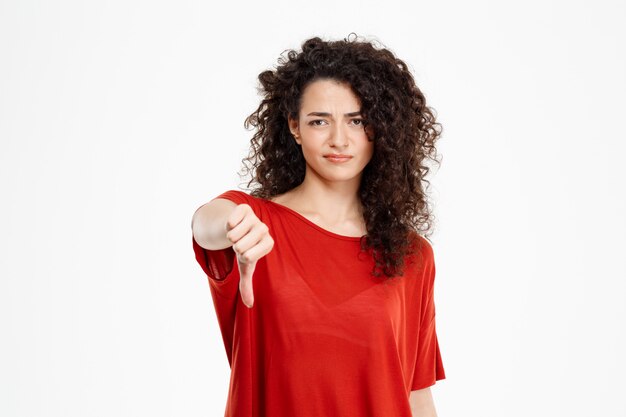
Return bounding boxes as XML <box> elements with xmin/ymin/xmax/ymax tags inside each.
<box><xmin>300</xmin><ymin>79</ymin><xmax>361</xmax><ymax>109</ymax></box>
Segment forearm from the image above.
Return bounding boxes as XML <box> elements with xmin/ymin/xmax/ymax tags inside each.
<box><xmin>411</xmin><ymin>404</ymin><xmax>438</xmax><ymax>417</ymax></box>
<box><xmin>191</xmin><ymin>198</ymin><xmax>237</xmax><ymax>250</ymax></box>
<box><xmin>409</xmin><ymin>387</ymin><xmax>438</xmax><ymax>417</ymax></box>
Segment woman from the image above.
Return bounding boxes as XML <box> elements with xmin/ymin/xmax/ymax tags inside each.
<box><xmin>191</xmin><ymin>33</ymin><xmax>445</xmax><ymax>417</ymax></box>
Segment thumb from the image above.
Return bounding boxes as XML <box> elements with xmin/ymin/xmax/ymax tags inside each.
<box><xmin>238</xmin><ymin>257</ymin><xmax>256</xmax><ymax>308</ymax></box>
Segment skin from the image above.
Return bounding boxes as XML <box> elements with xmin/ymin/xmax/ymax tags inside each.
<box><xmin>410</xmin><ymin>387</ymin><xmax>438</xmax><ymax>417</ymax></box>
<box><xmin>191</xmin><ymin>77</ymin><xmax>439</xmax><ymax>416</ymax></box>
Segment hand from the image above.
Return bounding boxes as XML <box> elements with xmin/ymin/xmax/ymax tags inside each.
<box><xmin>225</xmin><ymin>204</ymin><xmax>274</xmax><ymax>308</ymax></box>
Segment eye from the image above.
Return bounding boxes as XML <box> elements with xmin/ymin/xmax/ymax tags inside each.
<box><xmin>308</xmin><ymin>119</ymin><xmax>327</xmax><ymax>126</ymax></box>
<box><xmin>351</xmin><ymin>119</ymin><xmax>365</xmax><ymax>126</ymax></box>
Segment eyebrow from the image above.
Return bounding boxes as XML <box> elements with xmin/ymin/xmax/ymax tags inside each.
<box><xmin>306</xmin><ymin>111</ymin><xmax>362</xmax><ymax>117</ymax></box>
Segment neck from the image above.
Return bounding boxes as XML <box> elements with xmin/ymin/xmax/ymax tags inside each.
<box><xmin>291</xmin><ymin>174</ymin><xmax>364</xmax><ymax>224</ymax></box>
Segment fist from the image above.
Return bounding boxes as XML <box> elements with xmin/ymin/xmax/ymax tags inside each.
<box><xmin>225</xmin><ymin>203</ymin><xmax>274</xmax><ymax>308</ymax></box>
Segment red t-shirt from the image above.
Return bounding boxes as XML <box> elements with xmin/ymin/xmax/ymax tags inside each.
<box><xmin>192</xmin><ymin>190</ymin><xmax>445</xmax><ymax>417</ymax></box>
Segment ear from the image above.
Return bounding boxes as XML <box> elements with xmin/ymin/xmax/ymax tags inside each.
<box><xmin>287</xmin><ymin>114</ymin><xmax>301</xmax><ymax>144</ymax></box>
<box><xmin>365</xmin><ymin>124</ymin><xmax>375</xmax><ymax>140</ymax></box>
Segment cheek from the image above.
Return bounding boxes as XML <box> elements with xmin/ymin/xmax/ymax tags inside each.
<box><xmin>300</xmin><ymin>143</ymin><xmax>321</xmax><ymax>161</ymax></box>
<box><xmin>363</xmin><ymin>141</ymin><xmax>374</xmax><ymax>158</ymax></box>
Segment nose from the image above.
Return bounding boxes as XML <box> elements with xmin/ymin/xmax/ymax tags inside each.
<box><xmin>329</xmin><ymin>122</ymin><xmax>349</xmax><ymax>148</ymax></box>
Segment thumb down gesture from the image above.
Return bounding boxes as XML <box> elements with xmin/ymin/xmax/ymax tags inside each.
<box><xmin>225</xmin><ymin>203</ymin><xmax>274</xmax><ymax>308</ymax></box>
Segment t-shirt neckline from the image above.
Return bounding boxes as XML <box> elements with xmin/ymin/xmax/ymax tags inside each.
<box><xmin>263</xmin><ymin>198</ymin><xmax>364</xmax><ymax>242</ymax></box>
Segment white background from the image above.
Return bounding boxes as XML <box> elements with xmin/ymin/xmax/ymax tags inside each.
<box><xmin>1</xmin><ymin>0</ymin><xmax>625</xmax><ymax>416</ymax></box>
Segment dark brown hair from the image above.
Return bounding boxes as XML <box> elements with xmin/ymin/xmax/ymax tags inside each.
<box><xmin>239</xmin><ymin>33</ymin><xmax>442</xmax><ymax>279</ymax></box>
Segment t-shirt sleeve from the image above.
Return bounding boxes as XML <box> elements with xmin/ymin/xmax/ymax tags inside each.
<box><xmin>191</xmin><ymin>189</ymin><xmax>258</xmax><ymax>283</ymax></box>
<box><xmin>410</xmin><ymin>239</ymin><xmax>446</xmax><ymax>391</ymax></box>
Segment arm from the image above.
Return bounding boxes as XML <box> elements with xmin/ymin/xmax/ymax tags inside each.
<box><xmin>192</xmin><ymin>196</ymin><xmax>274</xmax><ymax>308</ymax></box>
<box><xmin>191</xmin><ymin>198</ymin><xmax>237</xmax><ymax>250</ymax></box>
<box><xmin>409</xmin><ymin>387</ymin><xmax>438</xmax><ymax>417</ymax></box>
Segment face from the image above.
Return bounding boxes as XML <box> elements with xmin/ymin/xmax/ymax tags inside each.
<box><xmin>288</xmin><ymin>78</ymin><xmax>374</xmax><ymax>186</ymax></box>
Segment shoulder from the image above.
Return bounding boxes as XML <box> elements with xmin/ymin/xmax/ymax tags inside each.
<box><xmin>403</xmin><ymin>232</ymin><xmax>437</xmax><ymax>290</ymax></box>
<box><xmin>211</xmin><ymin>189</ymin><xmax>271</xmax><ymax>219</ymax></box>
<box><xmin>407</xmin><ymin>231</ymin><xmax>435</xmax><ymax>264</ymax></box>
<box><xmin>211</xmin><ymin>189</ymin><xmax>261</xmax><ymax>207</ymax></box>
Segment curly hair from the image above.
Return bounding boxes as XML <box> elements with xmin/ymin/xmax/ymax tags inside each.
<box><xmin>239</xmin><ymin>33</ymin><xmax>443</xmax><ymax>279</ymax></box>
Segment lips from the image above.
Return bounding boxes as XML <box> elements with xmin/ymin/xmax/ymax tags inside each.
<box><xmin>324</xmin><ymin>154</ymin><xmax>352</xmax><ymax>163</ymax></box>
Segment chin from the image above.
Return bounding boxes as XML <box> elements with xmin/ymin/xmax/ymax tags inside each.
<box><xmin>321</xmin><ymin>172</ymin><xmax>364</xmax><ymax>182</ymax></box>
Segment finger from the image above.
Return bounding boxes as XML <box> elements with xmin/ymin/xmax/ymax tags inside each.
<box><xmin>238</xmin><ymin>258</ymin><xmax>256</xmax><ymax>308</ymax></box>
<box><xmin>225</xmin><ymin>204</ymin><xmax>251</xmax><ymax>234</ymax></box>
<box><xmin>237</xmin><ymin>234</ymin><xmax>274</xmax><ymax>265</ymax></box>
<box><xmin>236</xmin><ymin>235</ymin><xmax>274</xmax><ymax>309</ymax></box>
<box><xmin>231</xmin><ymin>222</ymin><xmax>268</xmax><ymax>255</ymax></box>
<box><xmin>225</xmin><ymin>206</ymin><xmax>255</xmax><ymax>243</ymax></box>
